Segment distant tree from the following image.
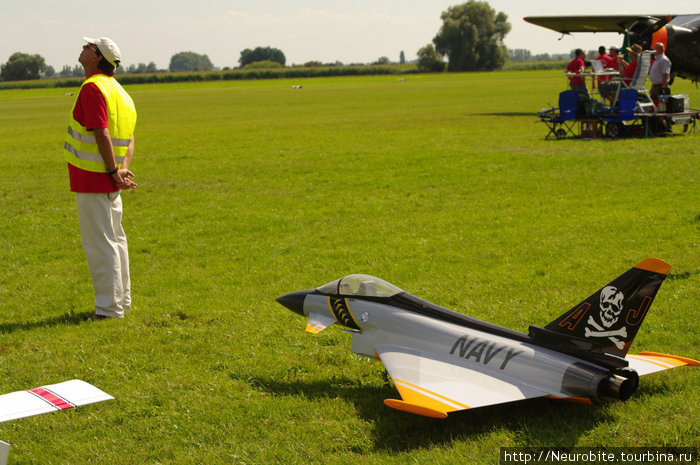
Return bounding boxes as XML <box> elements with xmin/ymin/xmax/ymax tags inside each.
<box><xmin>146</xmin><ymin>62</ymin><xmax>158</xmax><ymax>73</ymax></box>
<box><xmin>433</xmin><ymin>1</ymin><xmax>510</xmax><ymax>71</ymax></box>
<box><xmin>416</xmin><ymin>44</ymin><xmax>445</xmax><ymax>72</ymax></box>
<box><xmin>169</xmin><ymin>52</ymin><xmax>214</xmax><ymax>72</ymax></box>
<box><xmin>508</xmin><ymin>49</ymin><xmax>532</xmax><ymax>62</ymax></box>
<box><xmin>399</xmin><ymin>51</ymin><xmax>406</xmax><ymax>64</ymax></box>
<box><xmin>44</xmin><ymin>65</ymin><xmax>55</xmax><ymax>78</ymax></box>
<box><xmin>375</xmin><ymin>56</ymin><xmax>390</xmax><ymax>65</ymax></box>
<box><xmin>0</xmin><ymin>52</ymin><xmax>47</xmax><ymax>81</ymax></box>
<box><xmin>58</xmin><ymin>65</ymin><xmax>72</xmax><ymax>78</ymax></box>
<box><xmin>303</xmin><ymin>61</ymin><xmax>323</xmax><ymax>68</ymax></box>
<box><xmin>238</xmin><ymin>47</ymin><xmax>286</xmax><ymax>68</ymax></box>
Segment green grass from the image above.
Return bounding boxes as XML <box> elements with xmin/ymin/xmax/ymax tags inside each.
<box><xmin>0</xmin><ymin>70</ymin><xmax>698</xmax><ymax>464</ymax></box>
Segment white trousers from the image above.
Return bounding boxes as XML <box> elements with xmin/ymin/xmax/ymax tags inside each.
<box><xmin>76</xmin><ymin>192</ymin><xmax>131</xmax><ymax>318</ymax></box>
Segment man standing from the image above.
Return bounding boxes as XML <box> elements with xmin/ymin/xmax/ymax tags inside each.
<box><xmin>64</xmin><ymin>37</ymin><xmax>137</xmax><ymax>320</ymax></box>
<box><xmin>607</xmin><ymin>46</ymin><xmax>622</xmax><ymax>70</ymax></box>
<box><xmin>649</xmin><ymin>42</ymin><xmax>671</xmax><ymax>104</ymax></box>
<box><xmin>565</xmin><ymin>49</ymin><xmax>587</xmax><ymax>95</ymax></box>
<box><xmin>598</xmin><ymin>46</ymin><xmax>621</xmax><ymax>104</ymax></box>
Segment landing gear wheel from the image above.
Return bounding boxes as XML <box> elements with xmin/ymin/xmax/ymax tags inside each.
<box><xmin>555</xmin><ymin>128</ymin><xmax>567</xmax><ymax>139</ymax></box>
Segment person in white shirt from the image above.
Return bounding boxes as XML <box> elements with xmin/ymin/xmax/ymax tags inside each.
<box><xmin>649</xmin><ymin>42</ymin><xmax>671</xmax><ymax>103</ymax></box>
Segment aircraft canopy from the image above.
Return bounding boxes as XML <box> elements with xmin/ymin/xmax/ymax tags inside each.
<box><xmin>317</xmin><ymin>274</ymin><xmax>403</xmax><ymax>298</ymax></box>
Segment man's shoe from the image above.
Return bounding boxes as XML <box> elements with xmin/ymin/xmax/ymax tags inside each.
<box><xmin>85</xmin><ymin>314</ymin><xmax>108</xmax><ymax>321</ymax></box>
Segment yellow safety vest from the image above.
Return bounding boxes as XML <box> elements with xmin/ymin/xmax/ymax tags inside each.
<box><xmin>64</xmin><ymin>74</ymin><xmax>137</xmax><ymax>173</ymax></box>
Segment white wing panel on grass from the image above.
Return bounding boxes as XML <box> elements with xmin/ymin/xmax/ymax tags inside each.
<box><xmin>0</xmin><ymin>380</ymin><xmax>113</xmax><ymax>423</ymax></box>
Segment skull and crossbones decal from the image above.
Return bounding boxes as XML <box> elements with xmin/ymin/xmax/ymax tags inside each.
<box><xmin>584</xmin><ymin>286</ymin><xmax>627</xmax><ymax>350</ymax></box>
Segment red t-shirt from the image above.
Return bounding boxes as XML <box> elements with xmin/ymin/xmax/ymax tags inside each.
<box><xmin>68</xmin><ymin>71</ymin><xmax>119</xmax><ymax>193</ymax></box>
<box><xmin>622</xmin><ymin>59</ymin><xmax>637</xmax><ymax>85</ymax></box>
<box><xmin>566</xmin><ymin>57</ymin><xmax>585</xmax><ymax>85</ymax></box>
<box><xmin>596</xmin><ymin>54</ymin><xmax>614</xmax><ymax>83</ymax></box>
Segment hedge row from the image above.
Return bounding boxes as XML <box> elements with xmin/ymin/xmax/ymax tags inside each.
<box><xmin>0</xmin><ymin>65</ymin><xmax>417</xmax><ymax>90</ymax></box>
<box><xmin>0</xmin><ymin>62</ymin><xmax>571</xmax><ymax>90</ymax></box>
<box><xmin>502</xmin><ymin>60</ymin><xmax>568</xmax><ymax>71</ymax></box>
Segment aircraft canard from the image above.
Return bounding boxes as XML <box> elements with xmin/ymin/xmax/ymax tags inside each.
<box><xmin>277</xmin><ymin>258</ymin><xmax>699</xmax><ymax>418</ymax></box>
<box><xmin>0</xmin><ymin>380</ymin><xmax>113</xmax><ymax>465</ymax></box>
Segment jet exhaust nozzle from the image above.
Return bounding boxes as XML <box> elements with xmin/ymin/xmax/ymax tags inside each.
<box><xmin>598</xmin><ymin>369</ymin><xmax>639</xmax><ymax>401</ymax></box>
<box><xmin>562</xmin><ymin>363</ymin><xmax>639</xmax><ymax>401</ymax></box>
<box><xmin>276</xmin><ymin>289</ymin><xmax>314</xmax><ymax>316</ymax></box>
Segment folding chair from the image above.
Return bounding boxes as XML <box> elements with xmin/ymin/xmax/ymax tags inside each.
<box><xmin>611</xmin><ymin>51</ymin><xmax>655</xmax><ymax>113</ymax></box>
<box><xmin>538</xmin><ymin>90</ymin><xmax>578</xmax><ymax>139</ymax></box>
<box><xmin>600</xmin><ymin>89</ymin><xmax>639</xmax><ymax>138</ymax></box>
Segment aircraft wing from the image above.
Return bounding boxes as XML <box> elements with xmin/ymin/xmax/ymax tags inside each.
<box><xmin>376</xmin><ymin>345</ymin><xmax>550</xmax><ymax>418</ymax></box>
<box><xmin>626</xmin><ymin>352</ymin><xmax>699</xmax><ymax>376</ymax></box>
<box><xmin>524</xmin><ymin>15</ymin><xmax>668</xmax><ymax>34</ymax></box>
<box><xmin>0</xmin><ymin>379</ymin><xmax>113</xmax><ymax>423</ymax></box>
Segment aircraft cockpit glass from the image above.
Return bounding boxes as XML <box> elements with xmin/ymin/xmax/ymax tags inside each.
<box><xmin>317</xmin><ymin>274</ymin><xmax>404</xmax><ymax>297</ymax></box>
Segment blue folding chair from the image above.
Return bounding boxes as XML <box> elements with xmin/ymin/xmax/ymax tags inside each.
<box><xmin>600</xmin><ymin>89</ymin><xmax>638</xmax><ymax>138</ymax></box>
<box><xmin>539</xmin><ymin>90</ymin><xmax>578</xmax><ymax>139</ymax></box>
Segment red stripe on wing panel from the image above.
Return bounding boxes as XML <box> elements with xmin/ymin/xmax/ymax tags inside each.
<box><xmin>28</xmin><ymin>388</ymin><xmax>76</xmax><ymax>410</ymax></box>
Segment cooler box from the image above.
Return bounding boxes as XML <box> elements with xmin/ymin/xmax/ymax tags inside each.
<box><xmin>668</xmin><ymin>94</ymin><xmax>689</xmax><ymax>113</ymax></box>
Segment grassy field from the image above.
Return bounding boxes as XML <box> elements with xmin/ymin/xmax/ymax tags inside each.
<box><xmin>0</xmin><ymin>70</ymin><xmax>698</xmax><ymax>464</ymax></box>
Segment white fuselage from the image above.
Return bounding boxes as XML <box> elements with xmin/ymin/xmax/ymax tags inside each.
<box><xmin>302</xmin><ymin>294</ymin><xmax>607</xmax><ymax>399</ymax></box>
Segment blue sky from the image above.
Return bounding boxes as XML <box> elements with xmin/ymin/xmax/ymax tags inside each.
<box><xmin>1</xmin><ymin>0</ymin><xmax>697</xmax><ymax>69</ymax></box>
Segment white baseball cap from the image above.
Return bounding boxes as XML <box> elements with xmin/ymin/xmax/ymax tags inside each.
<box><xmin>83</xmin><ymin>37</ymin><xmax>122</xmax><ymax>67</ymax></box>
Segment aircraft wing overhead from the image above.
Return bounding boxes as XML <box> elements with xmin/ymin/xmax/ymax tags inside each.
<box><xmin>524</xmin><ymin>15</ymin><xmax>663</xmax><ymax>34</ymax></box>
<box><xmin>0</xmin><ymin>380</ymin><xmax>113</xmax><ymax>423</ymax></box>
<box><xmin>376</xmin><ymin>345</ymin><xmax>550</xmax><ymax>418</ymax></box>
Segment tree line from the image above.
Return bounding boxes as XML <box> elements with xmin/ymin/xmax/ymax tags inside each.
<box><xmin>2</xmin><ymin>2</ymin><xmax>570</xmax><ymax>83</ymax></box>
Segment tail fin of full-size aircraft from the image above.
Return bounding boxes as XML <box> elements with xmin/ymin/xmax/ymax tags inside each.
<box><xmin>529</xmin><ymin>258</ymin><xmax>671</xmax><ymax>361</ymax></box>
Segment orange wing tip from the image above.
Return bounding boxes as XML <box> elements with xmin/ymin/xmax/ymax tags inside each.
<box><xmin>634</xmin><ymin>258</ymin><xmax>671</xmax><ymax>275</ymax></box>
<box><xmin>637</xmin><ymin>351</ymin><xmax>700</xmax><ymax>367</ymax></box>
<box><xmin>384</xmin><ymin>399</ymin><xmax>450</xmax><ymax>419</ymax></box>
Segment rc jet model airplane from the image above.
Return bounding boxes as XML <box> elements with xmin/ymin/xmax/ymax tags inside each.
<box><xmin>0</xmin><ymin>380</ymin><xmax>112</xmax><ymax>465</ymax></box>
<box><xmin>524</xmin><ymin>14</ymin><xmax>700</xmax><ymax>82</ymax></box>
<box><xmin>277</xmin><ymin>258</ymin><xmax>698</xmax><ymax>418</ymax></box>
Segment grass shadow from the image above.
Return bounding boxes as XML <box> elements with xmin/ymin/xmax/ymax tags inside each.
<box><xmin>235</xmin><ymin>373</ymin><xmax>614</xmax><ymax>452</ymax></box>
<box><xmin>476</xmin><ymin>112</ymin><xmax>538</xmax><ymax>117</ymax></box>
<box><xmin>0</xmin><ymin>310</ymin><xmax>94</xmax><ymax>334</ymax></box>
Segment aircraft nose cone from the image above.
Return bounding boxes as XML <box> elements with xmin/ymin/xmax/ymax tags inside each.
<box><xmin>276</xmin><ymin>289</ymin><xmax>314</xmax><ymax>316</ymax></box>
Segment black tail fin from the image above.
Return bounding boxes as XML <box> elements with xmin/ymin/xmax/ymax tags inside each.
<box><xmin>531</xmin><ymin>258</ymin><xmax>671</xmax><ymax>359</ymax></box>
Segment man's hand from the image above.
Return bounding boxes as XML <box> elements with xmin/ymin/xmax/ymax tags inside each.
<box><xmin>111</xmin><ymin>169</ymin><xmax>138</xmax><ymax>189</ymax></box>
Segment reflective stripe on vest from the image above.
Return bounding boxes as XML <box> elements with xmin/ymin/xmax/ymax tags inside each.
<box><xmin>64</xmin><ymin>74</ymin><xmax>137</xmax><ymax>173</ymax></box>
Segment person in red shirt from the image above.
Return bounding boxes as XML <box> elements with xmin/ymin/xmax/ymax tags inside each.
<box><xmin>66</xmin><ymin>37</ymin><xmax>137</xmax><ymax>320</ymax></box>
<box><xmin>594</xmin><ymin>46</ymin><xmax>613</xmax><ymax>87</ymax></box>
<box><xmin>565</xmin><ymin>49</ymin><xmax>588</xmax><ymax>95</ymax></box>
<box><xmin>598</xmin><ymin>46</ymin><xmax>621</xmax><ymax>104</ymax></box>
<box><xmin>607</xmin><ymin>46</ymin><xmax>621</xmax><ymax>71</ymax></box>
<box><xmin>621</xmin><ymin>44</ymin><xmax>642</xmax><ymax>86</ymax></box>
